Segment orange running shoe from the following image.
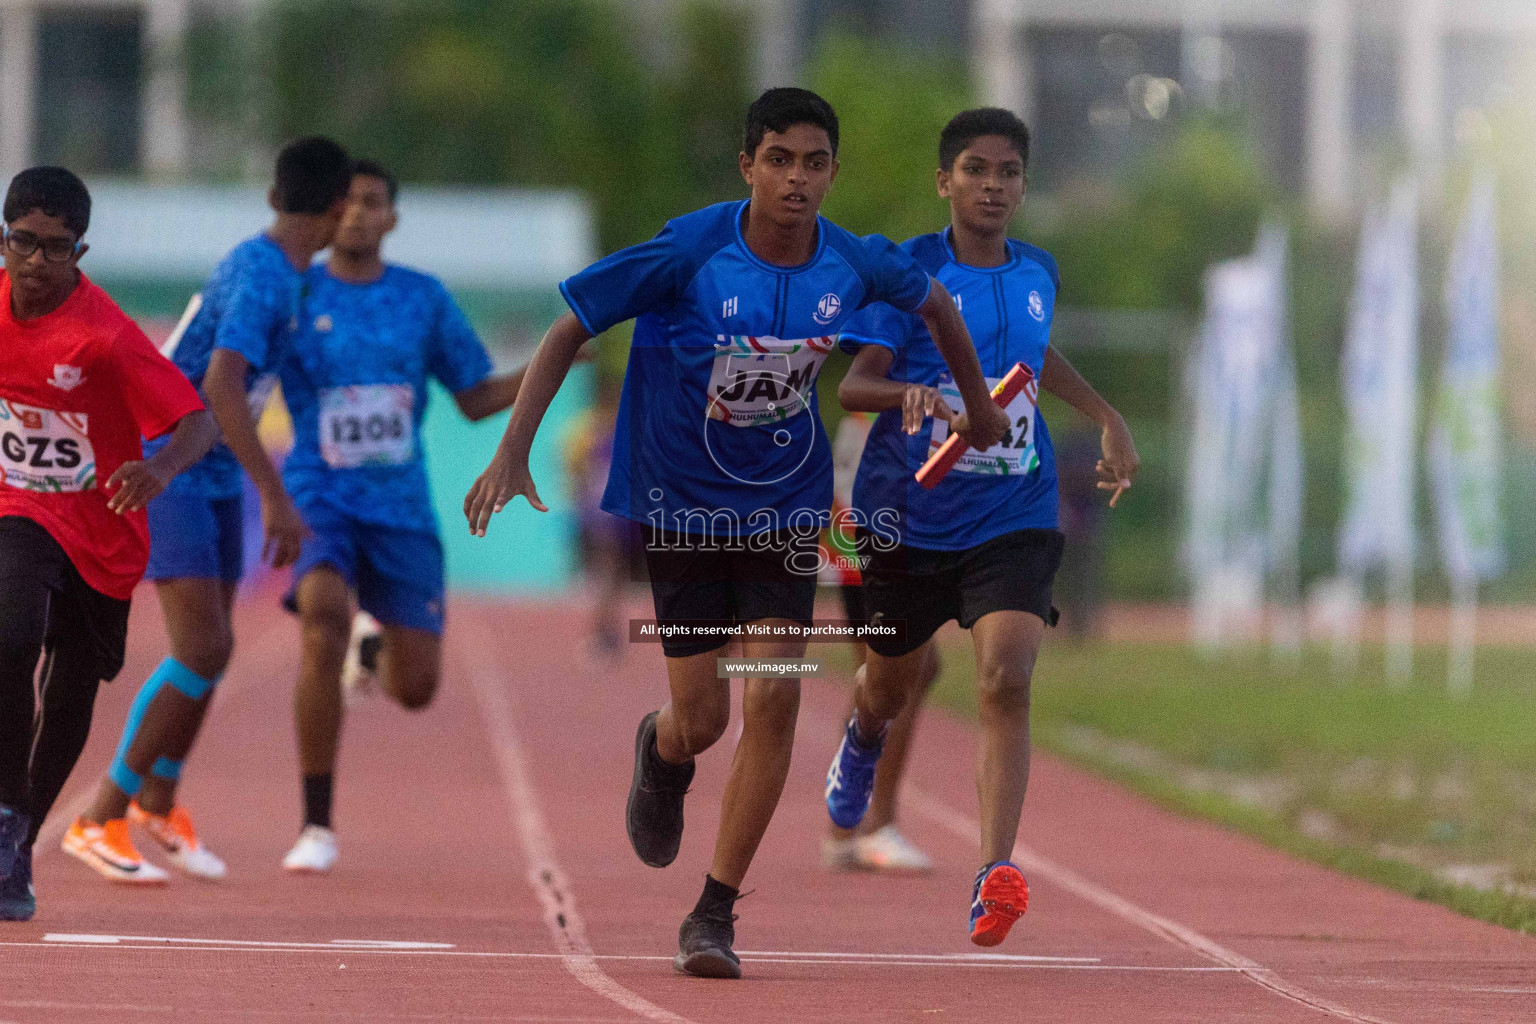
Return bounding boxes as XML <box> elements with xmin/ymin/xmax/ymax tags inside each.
<box><xmin>970</xmin><ymin>860</ymin><xmax>1028</xmax><ymax>947</ymax></box>
<box><xmin>61</xmin><ymin>818</ymin><xmax>168</xmax><ymax>884</ymax></box>
<box><xmin>129</xmin><ymin>803</ymin><xmax>226</xmax><ymax>880</ymax></box>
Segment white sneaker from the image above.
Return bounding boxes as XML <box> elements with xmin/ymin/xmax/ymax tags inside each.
<box><xmin>342</xmin><ymin>611</ymin><xmax>383</xmax><ymax>706</ymax></box>
<box><xmin>853</xmin><ymin>825</ymin><xmax>934</xmax><ymax>873</ymax></box>
<box><xmin>129</xmin><ymin>803</ymin><xmax>226</xmax><ymax>881</ymax></box>
<box><xmin>282</xmin><ymin>825</ymin><xmax>338</xmax><ymax>873</ymax></box>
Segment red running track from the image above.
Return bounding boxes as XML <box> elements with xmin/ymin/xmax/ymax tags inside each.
<box><xmin>3</xmin><ymin>595</ymin><xmax>1534</xmax><ymax>1023</ymax></box>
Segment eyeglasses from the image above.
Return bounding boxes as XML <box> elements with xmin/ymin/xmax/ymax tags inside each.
<box><xmin>3</xmin><ymin>228</ymin><xmax>81</xmax><ymax>263</ymax></box>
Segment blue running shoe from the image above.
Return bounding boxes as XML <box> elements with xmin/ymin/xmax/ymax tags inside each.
<box><xmin>825</xmin><ymin>717</ymin><xmax>885</xmax><ymax>830</ymax></box>
<box><xmin>0</xmin><ymin>806</ymin><xmax>32</xmax><ymax>921</ymax></box>
<box><xmin>0</xmin><ymin>845</ymin><xmax>33</xmax><ymax>921</ymax></box>
<box><xmin>0</xmin><ymin>805</ymin><xmax>26</xmax><ymax>876</ymax></box>
<box><xmin>970</xmin><ymin>860</ymin><xmax>1029</xmax><ymax>947</ymax></box>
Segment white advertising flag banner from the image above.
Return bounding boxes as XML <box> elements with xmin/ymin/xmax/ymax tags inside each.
<box><xmin>1428</xmin><ymin>172</ymin><xmax>1503</xmax><ymax>693</ymax></box>
<box><xmin>1337</xmin><ymin>178</ymin><xmax>1419</xmax><ymax>682</ymax></box>
<box><xmin>1186</xmin><ymin>223</ymin><xmax>1297</xmax><ymax>650</ymax></box>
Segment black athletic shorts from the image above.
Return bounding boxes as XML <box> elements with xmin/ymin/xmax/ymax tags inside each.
<box><xmin>0</xmin><ymin>516</ymin><xmax>132</xmax><ymax>682</ymax></box>
<box><xmin>643</xmin><ymin>525</ymin><xmax>818</xmax><ymax>658</ymax></box>
<box><xmin>857</xmin><ymin>527</ymin><xmax>1064</xmax><ymax>658</ymax></box>
<box><xmin>839</xmin><ymin>583</ymin><xmax>867</xmax><ymax>627</ymax></box>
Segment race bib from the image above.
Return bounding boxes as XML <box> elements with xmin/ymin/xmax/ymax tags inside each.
<box><xmin>0</xmin><ymin>401</ymin><xmax>95</xmax><ymax>492</ymax></box>
<box><xmin>929</xmin><ymin>371</ymin><xmax>1040</xmax><ymax>476</ymax></box>
<box><xmin>319</xmin><ymin>385</ymin><xmax>414</xmax><ymax>469</ymax></box>
<box><xmin>705</xmin><ymin>335</ymin><xmax>834</xmax><ymax>428</ymax></box>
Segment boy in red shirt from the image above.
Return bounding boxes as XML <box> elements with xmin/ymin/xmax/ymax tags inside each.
<box><xmin>0</xmin><ymin>167</ymin><xmax>213</xmax><ymax>920</ymax></box>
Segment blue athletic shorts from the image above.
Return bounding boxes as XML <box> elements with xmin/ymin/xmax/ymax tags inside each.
<box><xmin>145</xmin><ymin>489</ymin><xmax>244</xmax><ymax>583</ymax></box>
<box><xmin>285</xmin><ymin>503</ymin><xmax>446</xmax><ymax>635</ymax></box>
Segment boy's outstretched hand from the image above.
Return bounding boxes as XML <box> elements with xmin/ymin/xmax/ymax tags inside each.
<box><xmin>465</xmin><ymin>452</ymin><xmax>546</xmax><ymax>537</ymax></box>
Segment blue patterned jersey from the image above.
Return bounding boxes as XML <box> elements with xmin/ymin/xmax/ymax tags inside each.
<box><xmin>153</xmin><ymin>233</ymin><xmax>304</xmax><ymax>498</ymax></box>
<box><xmin>280</xmin><ymin>263</ymin><xmax>492</xmax><ymax>534</ymax></box>
<box><xmin>559</xmin><ymin>200</ymin><xmax>932</xmax><ymax>536</ymax></box>
<box><xmin>842</xmin><ymin>230</ymin><xmax>1060</xmax><ymax>550</ymax></box>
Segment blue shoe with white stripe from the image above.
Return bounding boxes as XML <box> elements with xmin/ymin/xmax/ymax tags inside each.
<box><xmin>825</xmin><ymin>717</ymin><xmax>885</xmax><ymax>830</ymax></box>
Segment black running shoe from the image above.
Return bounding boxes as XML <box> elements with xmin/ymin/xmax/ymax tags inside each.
<box><xmin>626</xmin><ymin>710</ymin><xmax>694</xmax><ymax>868</ymax></box>
<box><xmin>674</xmin><ymin>904</ymin><xmax>741</xmax><ymax>979</ymax></box>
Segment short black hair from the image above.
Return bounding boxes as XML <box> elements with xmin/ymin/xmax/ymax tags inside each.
<box><xmin>351</xmin><ymin>159</ymin><xmax>398</xmax><ymax>204</ymax></box>
<box><xmin>4</xmin><ymin>167</ymin><xmax>91</xmax><ymax>238</ymax></box>
<box><xmin>938</xmin><ymin>108</ymin><xmax>1030</xmax><ymax>172</ymax></box>
<box><xmin>744</xmin><ymin>87</ymin><xmax>839</xmax><ymax>158</ymax></box>
<box><xmin>272</xmin><ymin>136</ymin><xmax>352</xmax><ymax>215</ymax></box>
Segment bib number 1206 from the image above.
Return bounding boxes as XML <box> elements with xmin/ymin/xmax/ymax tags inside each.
<box><xmin>318</xmin><ymin>385</ymin><xmax>414</xmax><ymax>469</ymax></box>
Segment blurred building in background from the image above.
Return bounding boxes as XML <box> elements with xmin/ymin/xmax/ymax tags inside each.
<box><xmin>2</xmin><ymin>0</ymin><xmax>1533</xmax><ymax>603</ymax></box>
<box><xmin>0</xmin><ymin>0</ymin><xmax>210</xmax><ymax>178</ymax></box>
<box><xmin>3</xmin><ymin>0</ymin><xmax>1528</xmax><ymax>213</ymax></box>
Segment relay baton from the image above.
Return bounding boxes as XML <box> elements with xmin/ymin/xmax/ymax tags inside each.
<box><xmin>914</xmin><ymin>362</ymin><xmax>1034</xmax><ymax>490</ymax></box>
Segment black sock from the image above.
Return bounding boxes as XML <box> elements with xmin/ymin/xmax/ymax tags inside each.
<box><xmin>303</xmin><ymin>774</ymin><xmax>334</xmax><ymax>829</ymax></box>
<box><xmin>358</xmin><ymin>633</ymin><xmax>382</xmax><ymax>673</ymax></box>
<box><xmin>693</xmin><ymin>874</ymin><xmax>739</xmax><ymax>918</ymax></box>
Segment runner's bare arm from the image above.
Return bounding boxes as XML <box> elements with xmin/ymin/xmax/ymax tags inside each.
<box><xmin>455</xmin><ymin>340</ymin><xmax>599</xmax><ymax>423</ymax></box>
<box><xmin>203</xmin><ymin>347</ymin><xmax>307</xmax><ymax>567</ymax></box>
<box><xmin>913</xmin><ymin>279</ymin><xmax>1009</xmax><ymax>449</ymax></box>
<box><xmin>453</xmin><ymin>367</ymin><xmax>526</xmax><ymax>423</ymax></box>
<box><xmin>1041</xmin><ymin>344</ymin><xmax>1140</xmax><ymax>507</ymax></box>
<box><xmin>464</xmin><ymin>312</ymin><xmax>593</xmax><ymax>535</ymax></box>
<box><xmin>105</xmin><ymin>410</ymin><xmax>216</xmax><ymax>514</ymax></box>
<box><xmin>837</xmin><ymin>344</ymin><xmax>954</xmax><ymax>435</ymax></box>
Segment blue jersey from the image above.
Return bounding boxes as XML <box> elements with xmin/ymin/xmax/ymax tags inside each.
<box><xmin>559</xmin><ymin>200</ymin><xmax>931</xmax><ymax>535</ymax></box>
<box><xmin>280</xmin><ymin>263</ymin><xmax>492</xmax><ymax>534</ymax></box>
<box><xmin>154</xmin><ymin>234</ymin><xmax>304</xmax><ymax>498</ymax></box>
<box><xmin>843</xmin><ymin>230</ymin><xmax>1060</xmax><ymax>550</ymax></box>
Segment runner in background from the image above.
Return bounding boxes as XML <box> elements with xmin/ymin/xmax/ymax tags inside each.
<box><xmin>65</xmin><ymin>137</ymin><xmax>352</xmax><ymax>885</ymax></box>
<box><xmin>0</xmin><ymin>167</ymin><xmax>214</xmax><ymax>919</ymax></box>
<box><xmin>820</xmin><ymin>409</ymin><xmax>937</xmax><ymax>873</ymax></box>
<box><xmin>563</xmin><ymin>378</ymin><xmax>628</xmax><ymax>657</ymax></box>
<box><xmin>278</xmin><ymin>161</ymin><xmax>525</xmax><ymax>873</ymax></box>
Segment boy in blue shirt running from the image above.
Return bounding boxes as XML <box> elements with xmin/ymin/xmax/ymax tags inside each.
<box><xmin>278</xmin><ymin>161</ymin><xmax>524</xmax><ymax>873</ymax></box>
<box><xmin>466</xmin><ymin>88</ymin><xmax>1008</xmax><ymax>979</ymax></box>
<box><xmin>822</xmin><ymin>109</ymin><xmax>1139</xmax><ymax>947</ymax></box>
<box><xmin>69</xmin><ymin>138</ymin><xmax>351</xmax><ymax>885</ymax></box>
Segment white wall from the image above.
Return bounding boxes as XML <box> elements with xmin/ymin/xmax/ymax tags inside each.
<box><xmin>79</xmin><ymin>181</ymin><xmax>595</xmax><ymax>288</ymax></box>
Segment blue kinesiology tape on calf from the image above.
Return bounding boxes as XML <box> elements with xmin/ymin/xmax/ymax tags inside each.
<box><xmin>151</xmin><ymin>756</ymin><xmax>183</xmax><ymax>781</ymax></box>
<box><xmin>108</xmin><ymin>658</ymin><xmax>215</xmax><ymax>797</ymax></box>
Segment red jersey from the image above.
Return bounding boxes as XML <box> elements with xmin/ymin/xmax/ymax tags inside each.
<box><xmin>0</xmin><ymin>271</ymin><xmax>203</xmax><ymax>599</ymax></box>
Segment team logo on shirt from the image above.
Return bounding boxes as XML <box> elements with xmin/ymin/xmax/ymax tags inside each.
<box><xmin>1027</xmin><ymin>291</ymin><xmax>1045</xmax><ymax>322</ymax></box>
<box><xmin>813</xmin><ymin>292</ymin><xmax>842</xmax><ymax>325</ymax></box>
<box><xmin>48</xmin><ymin>365</ymin><xmax>83</xmax><ymax>391</ymax></box>
<box><xmin>314</xmin><ymin>314</ymin><xmax>334</xmax><ymax>333</ymax></box>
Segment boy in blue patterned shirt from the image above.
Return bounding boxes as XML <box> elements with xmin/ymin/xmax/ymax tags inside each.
<box><xmin>278</xmin><ymin>161</ymin><xmax>523</xmax><ymax>873</ymax></box>
<box><xmin>69</xmin><ymin>138</ymin><xmax>351</xmax><ymax>885</ymax></box>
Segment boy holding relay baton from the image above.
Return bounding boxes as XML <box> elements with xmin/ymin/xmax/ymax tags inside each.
<box><xmin>823</xmin><ymin>109</ymin><xmax>1138</xmax><ymax>946</ymax></box>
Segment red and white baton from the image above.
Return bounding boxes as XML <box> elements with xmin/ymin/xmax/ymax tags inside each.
<box><xmin>914</xmin><ymin>362</ymin><xmax>1034</xmax><ymax>490</ymax></box>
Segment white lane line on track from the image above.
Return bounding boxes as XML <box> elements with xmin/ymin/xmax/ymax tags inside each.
<box><xmin>4</xmin><ymin>940</ymin><xmax>1245</xmax><ymax>971</ymax></box>
<box><xmin>907</xmin><ymin>789</ymin><xmax>1399</xmax><ymax>1024</ymax></box>
<box><xmin>33</xmin><ymin>617</ymin><xmax>289</xmax><ymax>859</ymax></box>
<box><xmin>466</xmin><ymin>661</ymin><xmax>695</xmax><ymax>1024</ymax></box>
<box><xmin>44</xmin><ymin>933</ymin><xmax>453</xmax><ymax>949</ymax></box>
